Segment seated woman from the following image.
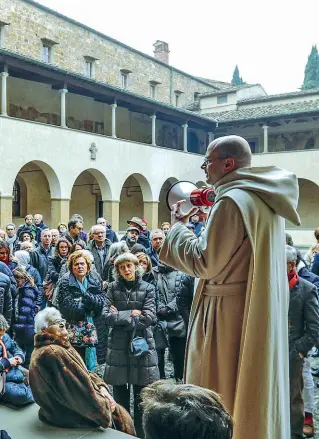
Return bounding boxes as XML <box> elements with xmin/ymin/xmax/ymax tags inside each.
<box><xmin>0</xmin><ymin>314</ymin><xmax>34</xmax><ymax>406</ymax></box>
<box><xmin>29</xmin><ymin>308</ymin><xmax>135</xmax><ymax>434</ymax></box>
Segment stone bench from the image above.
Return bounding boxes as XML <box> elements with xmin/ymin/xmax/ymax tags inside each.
<box><xmin>0</xmin><ymin>403</ymin><xmax>137</xmax><ymax>439</ymax></box>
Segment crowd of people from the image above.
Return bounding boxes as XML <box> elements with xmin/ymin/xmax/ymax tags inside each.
<box><xmin>0</xmin><ymin>211</ymin><xmax>211</xmax><ymax>438</ymax></box>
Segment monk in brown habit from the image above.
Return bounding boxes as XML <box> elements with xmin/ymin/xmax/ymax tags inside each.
<box><xmin>160</xmin><ymin>135</ymin><xmax>300</xmax><ymax>439</ymax></box>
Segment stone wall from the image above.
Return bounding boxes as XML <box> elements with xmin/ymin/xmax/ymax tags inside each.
<box><xmin>0</xmin><ymin>0</ymin><xmax>215</xmax><ymax>106</ymax></box>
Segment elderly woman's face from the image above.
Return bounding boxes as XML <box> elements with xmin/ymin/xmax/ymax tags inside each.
<box><xmin>119</xmin><ymin>261</ymin><xmax>136</xmax><ymax>281</ymax></box>
<box><xmin>72</xmin><ymin>257</ymin><xmax>88</xmax><ymax>278</ymax></box>
<box><xmin>59</xmin><ymin>225</ymin><xmax>67</xmax><ymax>233</ymax></box>
<box><xmin>47</xmin><ymin>319</ymin><xmax>69</xmax><ymax>340</ymax></box>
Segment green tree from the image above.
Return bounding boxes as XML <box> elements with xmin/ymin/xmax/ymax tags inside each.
<box><xmin>302</xmin><ymin>45</ymin><xmax>319</xmax><ymax>89</ymax></box>
<box><xmin>231</xmin><ymin>65</ymin><xmax>245</xmax><ymax>86</ymax></box>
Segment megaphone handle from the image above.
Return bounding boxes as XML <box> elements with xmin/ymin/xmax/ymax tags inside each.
<box><xmin>171</xmin><ymin>200</ymin><xmax>199</xmax><ymax>225</ymax></box>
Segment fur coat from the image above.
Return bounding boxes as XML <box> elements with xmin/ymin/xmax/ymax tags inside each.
<box><xmin>29</xmin><ymin>330</ymin><xmax>135</xmax><ymax>435</ymax></box>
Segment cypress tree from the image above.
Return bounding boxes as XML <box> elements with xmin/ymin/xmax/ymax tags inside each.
<box><xmin>231</xmin><ymin>65</ymin><xmax>245</xmax><ymax>86</ymax></box>
<box><xmin>302</xmin><ymin>45</ymin><xmax>319</xmax><ymax>89</ymax></box>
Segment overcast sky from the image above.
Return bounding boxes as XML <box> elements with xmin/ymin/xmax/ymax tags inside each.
<box><xmin>37</xmin><ymin>0</ymin><xmax>319</xmax><ymax>95</ymax></box>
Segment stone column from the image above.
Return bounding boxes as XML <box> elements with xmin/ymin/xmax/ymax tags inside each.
<box><xmin>262</xmin><ymin>124</ymin><xmax>268</xmax><ymax>153</ymax></box>
<box><xmin>144</xmin><ymin>201</ymin><xmax>159</xmax><ymax>230</ymax></box>
<box><xmin>150</xmin><ymin>114</ymin><xmax>156</xmax><ymax>146</ymax></box>
<box><xmin>59</xmin><ymin>88</ymin><xmax>68</xmax><ymax>128</ymax></box>
<box><xmin>111</xmin><ymin>103</ymin><xmax>117</xmax><ymax>138</ymax></box>
<box><xmin>1</xmin><ymin>66</ymin><xmax>9</xmax><ymax>117</ymax></box>
<box><xmin>182</xmin><ymin>123</ymin><xmax>188</xmax><ymax>152</ymax></box>
<box><xmin>103</xmin><ymin>200</ymin><xmax>120</xmax><ymax>232</ymax></box>
<box><xmin>208</xmin><ymin>132</ymin><xmax>214</xmax><ymax>144</ymax></box>
<box><xmin>51</xmin><ymin>198</ymin><xmax>70</xmax><ymax>227</ymax></box>
<box><xmin>0</xmin><ymin>196</ymin><xmax>12</xmax><ymax>228</ymax></box>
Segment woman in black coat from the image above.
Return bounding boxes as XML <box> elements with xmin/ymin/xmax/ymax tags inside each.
<box><xmin>103</xmin><ymin>252</ymin><xmax>159</xmax><ymax>438</ymax></box>
<box><xmin>47</xmin><ymin>237</ymin><xmax>71</xmax><ymax>284</ymax></box>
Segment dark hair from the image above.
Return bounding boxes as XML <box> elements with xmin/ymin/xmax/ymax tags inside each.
<box><xmin>55</xmin><ymin>237</ymin><xmax>71</xmax><ymax>257</ymax></box>
<box><xmin>315</xmin><ymin>227</ymin><xmax>319</xmax><ymax>241</ymax></box>
<box><xmin>285</xmin><ymin>233</ymin><xmax>294</xmax><ymax>246</ymax></box>
<box><xmin>130</xmin><ymin>243</ymin><xmax>147</xmax><ymax>255</ymax></box>
<box><xmin>68</xmin><ymin>219</ymin><xmax>79</xmax><ymax>231</ymax></box>
<box><xmin>141</xmin><ymin>381</ymin><xmax>233</xmax><ymax>439</ymax></box>
<box><xmin>70</xmin><ymin>240</ymin><xmax>86</xmax><ymax>254</ymax></box>
<box><xmin>0</xmin><ymin>241</ymin><xmax>10</xmax><ymax>254</ymax></box>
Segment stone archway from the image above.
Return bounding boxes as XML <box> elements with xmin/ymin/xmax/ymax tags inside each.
<box><xmin>119</xmin><ymin>175</ymin><xmax>145</xmax><ymax>231</ymax></box>
<box><xmin>70</xmin><ymin>169</ymin><xmax>112</xmax><ymax>229</ymax></box>
<box><xmin>158</xmin><ymin>177</ymin><xmax>178</xmax><ymax>226</ymax></box>
<box><xmin>13</xmin><ymin>161</ymin><xmax>61</xmax><ymax>226</ymax></box>
<box><xmin>294</xmin><ymin>179</ymin><xmax>319</xmax><ymax>229</ymax></box>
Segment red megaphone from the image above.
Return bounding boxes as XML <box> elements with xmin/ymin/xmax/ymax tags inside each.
<box><xmin>166</xmin><ymin>181</ymin><xmax>215</xmax><ymax>215</ymax></box>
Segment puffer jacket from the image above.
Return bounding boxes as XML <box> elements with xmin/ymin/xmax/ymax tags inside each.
<box><xmin>103</xmin><ymin>277</ymin><xmax>159</xmax><ymax>386</ymax></box>
<box><xmin>0</xmin><ymin>333</ymin><xmax>34</xmax><ymax>406</ymax></box>
<box><xmin>58</xmin><ymin>272</ymin><xmax>106</xmax><ymax>323</ymax></box>
<box><xmin>13</xmin><ymin>281</ymin><xmax>40</xmax><ymax>344</ymax></box>
<box><xmin>0</xmin><ymin>272</ymin><xmax>12</xmax><ymax>324</ymax></box>
<box><xmin>176</xmin><ymin>274</ymin><xmax>195</xmax><ymax>327</ymax></box>
<box><xmin>153</xmin><ymin>264</ymin><xmax>186</xmax><ymax>338</ymax></box>
<box><xmin>87</xmin><ymin>240</ymin><xmax>112</xmax><ymax>279</ymax></box>
<box><xmin>0</xmin><ymin>261</ymin><xmax>17</xmax><ymax>299</ymax></box>
<box><xmin>26</xmin><ymin>264</ymin><xmax>44</xmax><ymax>302</ymax></box>
<box><xmin>289</xmin><ymin>276</ymin><xmax>319</xmax><ymax>359</ymax></box>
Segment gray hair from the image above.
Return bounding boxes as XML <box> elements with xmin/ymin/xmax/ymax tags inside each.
<box><xmin>97</xmin><ymin>217</ymin><xmax>106</xmax><ymax>224</ymax></box>
<box><xmin>151</xmin><ymin>229</ymin><xmax>165</xmax><ymax>240</ymax></box>
<box><xmin>14</xmin><ymin>250</ymin><xmax>31</xmax><ymax>267</ymax></box>
<box><xmin>34</xmin><ymin>214</ymin><xmax>43</xmax><ymax>220</ymax></box>
<box><xmin>21</xmin><ymin>241</ymin><xmax>33</xmax><ymax>251</ymax></box>
<box><xmin>71</xmin><ymin>214</ymin><xmax>83</xmax><ymax>223</ymax></box>
<box><xmin>41</xmin><ymin>228</ymin><xmax>51</xmax><ymax>237</ymax></box>
<box><xmin>108</xmin><ymin>242</ymin><xmax>129</xmax><ymax>261</ymax></box>
<box><xmin>34</xmin><ymin>307</ymin><xmax>62</xmax><ymax>333</ymax></box>
<box><xmin>92</xmin><ymin>224</ymin><xmax>106</xmax><ymax>234</ymax></box>
<box><xmin>6</xmin><ymin>223</ymin><xmax>16</xmax><ymax>230</ymax></box>
<box><xmin>0</xmin><ymin>314</ymin><xmax>9</xmax><ymax>331</ymax></box>
<box><xmin>113</xmin><ymin>252</ymin><xmax>143</xmax><ymax>280</ymax></box>
<box><xmin>286</xmin><ymin>245</ymin><xmax>297</xmax><ymax>263</ymax></box>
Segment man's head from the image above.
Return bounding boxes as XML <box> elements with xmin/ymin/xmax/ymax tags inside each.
<box><xmin>127</xmin><ymin>217</ymin><xmax>143</xmax><ymax>232</ymax></box>
<box><xmin>34</xmin><ymin>214</ymin><xmax>43</xmax><ymax>226</ymax></box>
<box><xmin>6</xmin><ymin>223</ymin><xmax>16</xmax><ymax>238</ymax></box>
<box><xmin>92</xmin><ymin>225</ymin><xmax>106</xmax><ymax>245</ymax></box>
<box><xmin>151</xmin><ymin>229</ymin><xmax>165</xmax><ymax>252</ymax></box>
<box><xmin>141</xmin><ymin>381</ymin><xmax>233</xmax><ymax>439</ymax></box>
<box><xmin>191</xmin><ymin>214</ymin><xmax>199</xmax><ymax>224</ymax></box>
<box><xmin>202</xmin><ymin>135</ymin><xmax>252</xmax><ymax>186</ymax></box>
<box><xmin>25</xmin><ymin>214</ymin><xmax>33</xmax><ymax>226</ymax></box>
<box><xmin>286</xmin><ymin>245</ymin><xmax>297</xmax><ymax>274</ymax></box>
<box><xmin>71</xmin><ymin>214</ymin><xmax>84</xmax><ymax>224</ymax></box>
<box><xmin>0</xmin><ymin>230</ymin><xmax>5</xmax><ymax>240</ymax></box>
<box><xmin>41</xmin><ymin>229</ymin><xmax>52</xmax><ymax>249</ymax></box>
<box><xmin>161</xmin><ymin>222</ymin><xmax>171</xmax><ymax>236</ymax></box>
<box><xmin>68</xmin><ymin>219</ymin><xmax>83</xmax><ymax>238</ymax></box>
<box><xmin>142</xmin><ymin>219</ymin><xmax>148</xmax><ymax>231</ymax></box>
<box><xmin>50</xmin><ymin>229</ymin><xmax>59</xmax><ymax>245</ymax></box>
<box><xmin>97</xmin><ymin>217</ymin><xmax>107</xmax><ymax>227</ymax></box>
<box><xmin>126</xmin><ymin>227</ymin><xmax>140</xmax><ymax>246</ymax></box>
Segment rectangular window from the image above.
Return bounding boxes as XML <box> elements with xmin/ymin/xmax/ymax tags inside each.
<box><xmin>175</xmin><ymin>93</ymin><xmax>180</xmax><ymax>107</ymax></box>
<box><xmin>150</xmin><ymin>84</ymin><xmax>156</xmax><ymax>99</ymax></box>
<box><xmin>194</xmin><ymin>92</ymin><xmax>201</xmax><ymax>101</ymax></box>
<box><xmin>217</xmin><ymin>95</ymin><xmax>228</xmax><ymax>104</ymax></box>
<box><xmin>85</xmin><ymin>61</ymin><xmax>93</xmax><ymax>77</ymax></box>
<box><xmin>41</xmin><ymin>44</ymin><xmax>51</xmax><ymax>63</ymax></box>
<box><xmin>121</xmin><ymin>73</ymin><xmax>128</xmax><ymax>89</ymax></box>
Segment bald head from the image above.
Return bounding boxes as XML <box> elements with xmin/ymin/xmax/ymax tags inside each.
<box><xmin>209</xmin><ymin>135</ymin><xmax>252</xmax><ymax>169</ymax></box>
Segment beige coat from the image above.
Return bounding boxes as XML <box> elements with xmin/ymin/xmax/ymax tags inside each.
<box><xmin>160</xmin><ymin>166</ymin><xmax>300</xmax><ymax>439</ymax></box>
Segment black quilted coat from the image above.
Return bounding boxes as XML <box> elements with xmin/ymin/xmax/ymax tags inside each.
<box><xmin>103</xmin><ymin>277</ymin><xmax>159</xmax><ymax>386</ymax></box>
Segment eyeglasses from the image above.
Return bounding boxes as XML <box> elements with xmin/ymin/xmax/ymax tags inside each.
<box><xmin>48</xmin><ymin>318</ymin><xmax>66</xmax><ymax>329</ymax></box>
<box><xmin>202</xmin><ymin>157</ymin><xmax>226</xmax><ymax>167</ymax></box>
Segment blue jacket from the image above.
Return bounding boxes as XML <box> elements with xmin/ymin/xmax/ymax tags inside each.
<box><xmin>0</xmin><ymin>272</ymin><xmax>12</xmax><ymax>324</ymax></box>
<box><xmin>298</xmin><ymin>266</ymin><xmax>319</xmax><ymax>288</ymax></box>
<box><xmin>190</xmin><ymin>221</ymin><xmax>203</xmax><ymax>237</ymax></box>
<box><xmin>311</xmin><ymin>253</ymin><xmax>319</xmax><ymax>276</ymax></box>
<box><xmin>106</xmin><ymin>228</ymin><xmax>118</xmax><ymax>243</ymax></box>
<box><xmin>0</xmin><ymin>261</ymin><xmax>17</xmax><ymax>298</ymax></box>
<box><xmin>146</xmin><ymin>247</ymin><xmax>159</xmax><ymax>267</ymax></box>
<box><xmin>13</xmin><ymin>281</ymin><xmax>40</xmax><ymax>344</ymax></box>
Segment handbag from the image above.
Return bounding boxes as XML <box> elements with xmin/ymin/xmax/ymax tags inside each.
<box><xmin>130</xmin><ymin>317</ymin><xmax>149</xmax><ymax>357</ymax></box>
<box><xmin>0</xmin><ymin>340</ymin><xmax>8</xmax><ymax>399</ymax></box>
<box><xmin>153</xmin><ymin>320</ymin><xmax>169</xmax><ymax>350</ymax></box>
<box><xmin>67</xmin><ymin>320</ymin><xmax>98</xmax><ymax>347</ymax></box>
<box><xmin>167</xmin><ymin>318</ymin><xmax>186</xmax><ymax>338</ymax></box>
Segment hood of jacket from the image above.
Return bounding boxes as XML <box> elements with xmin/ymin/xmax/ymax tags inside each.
<box><xmin>214</xmin><ymin>166</ymin><xmax>300</xmax><ymax>226</ymax></box>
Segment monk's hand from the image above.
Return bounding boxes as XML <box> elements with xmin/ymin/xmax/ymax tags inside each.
<box><xmin>171</xmin><ymin>200</ymin><xmax>199</xmax><ymax>225</ymax></box>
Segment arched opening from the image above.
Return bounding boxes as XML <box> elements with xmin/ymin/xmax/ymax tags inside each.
<box><xmin>286</xmin><ymin>178</ymin><xmax>319</xmax><ymax>229</ymax></box>
<box><xmin>70</xmin><ymin>170</ymin><xmax>111</xmax><ymax>228</ymax></box>
<box><xmin>13</xmin><ymin>162</ymin><xmax>53</xmax><ymax>225</ymax></box>
<box><xmin>119</xmin><ymin>175</ymin><xmax>146</xmax><ymax>231</ymax></box>
<box><xmin>188</xmin><ymin>131</ymin><xmax>200</xmax><ymax>153</ymax></box>
<box><xmin>158</xmin><ymin>178</ymin><xmax>178</xmax><ymax>226</ymax></box>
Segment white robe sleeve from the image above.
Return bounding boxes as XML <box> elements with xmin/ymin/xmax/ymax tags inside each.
<box><xmin>159</xmin><ymin>198</ymin><xmax>246</xmax><ymax>279</ymax></box>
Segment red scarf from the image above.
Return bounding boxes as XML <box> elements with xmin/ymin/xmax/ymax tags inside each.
<box><xmin>288</xmin><ymin>269</ymin><xmax>299</xmax><ymax>289</ymax></box>
<box><xmin>1</xmin><ymin>256</ymin><xmax>9</xmax><ymax>265</ymax></box>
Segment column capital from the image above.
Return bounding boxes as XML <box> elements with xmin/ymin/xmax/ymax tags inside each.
<box><xmin>150</xmin><ymin>114</ymin><xmax>156</xmax><ymax>119</ymax></box>
<box><xmin>262</xmin><ymin>124</ymin><xmax>268</xmax><ymax>129</ymax></box>
<box><xmin>59</xmin><ymin>88</ymin><xmax>68</xmax><ymax>94</ymax></box>
<box><xmin>102</xmin><ymin>199</ymin><xmax>120</xmax><ymax>203</ymax></box>
<box><xmin>1</xmin><ymin>72</ymin><xmax>9</xmax><ymax>78</ymax></box>
<box><xmin>111</xmin><ymin>103</ymin><xmax>117</xmax><ymax>109</ymax></box>
<box><xmin>144</xmin><ymin>200</ymin><xmax>160</xmax><ymax>204</ymax></box>
<box><xmin>182</xmin><ymin>123</ymin><xmax>188</xmax><ymax>129</ymax></box>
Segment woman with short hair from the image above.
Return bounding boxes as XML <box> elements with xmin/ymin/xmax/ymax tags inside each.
<box><xmin>103</xmin><ymin>252</ymin><xmax>159</xmax><ymax>437</ymax></box>
<box><xmin>29</xmin><ymin>307</ymin><xmax>135</xmax><ymax>434</ymax></box>
<box><xmin>102</xmin><ymin>241</ymin><xmax>129</xmax><ymax>284</ymax></box>
<box><xmin>57</xmin><ymin>251</ymin><xmax>106</xmax><ymax>368</ymax></box>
